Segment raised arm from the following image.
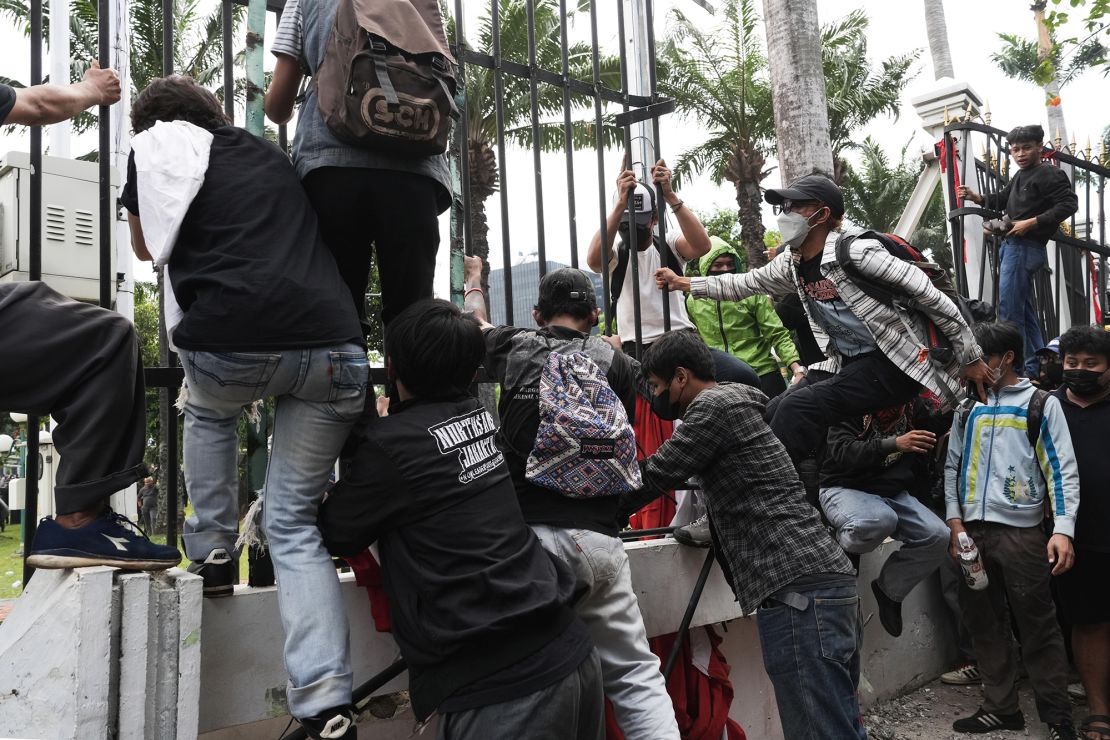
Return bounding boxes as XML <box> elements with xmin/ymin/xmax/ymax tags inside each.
<box><xmin>463</xmin><ymin>255</ymin><xmax>493</xmax><ymax>329</ymax></box>
<box><xmin>652</xmin><ymin>159</ymin><xmax>709</xmax><ymax>260</ymax></box>
<box><xmin>6</xmin><ymin>62</ymin><xmax>120</xmax><ymax>126</ymax></box>
<box><xmin>586</xmin><ymin>169</ymin><xmax>636</xmax><ymax>273</ymax></box>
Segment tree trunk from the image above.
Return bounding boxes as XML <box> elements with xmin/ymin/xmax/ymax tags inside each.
<box><xmin>762</xmin><ymin>0</ymin><xmax>835</xmax><ymax>183</ymax></box>
<box><xmin>1032</xmin><ymin>2</ymin><xmax>1071</xmax><ymax>175</ymax></box>
<box><xmin>726</xmin><ymin>140</ymin><xmax>769</xmax><ymax>270</ymax></box>
<box><xmin>923</xmin><ymin>0</ymin><xmax>955</xmax><ymax>79</ymax></box>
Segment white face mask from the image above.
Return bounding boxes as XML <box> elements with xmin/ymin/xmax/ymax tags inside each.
<box><xmin>776</xmin><ymin>210</ymin><xmax>822</xmax><ymax>249</ymax></box>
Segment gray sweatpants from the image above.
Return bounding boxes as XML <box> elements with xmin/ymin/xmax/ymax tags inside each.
<box><xmin>437</xmin><ymin>649</ymin><xmax>605</xmax><ymax>740</ymax></box>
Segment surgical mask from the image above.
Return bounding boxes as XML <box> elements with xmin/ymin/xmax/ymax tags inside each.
<box><xmin>776</xmin><ymin>210</ymin><xmax>821</xmax><ymax>249</ymax></box>
<box><xmin>650</xmin><ymin>386</ymin><xmax>682</xmax><ymax>421</ymax></box>
<box><xmin>1063</xmin><ymin>368</ymin><xmax>1109</xmax><ymax>397</ymax></box>
<box><xmin>618</xmin><ymin>222</ymin><xmax>653</xmax><ymax>252</ymax></box>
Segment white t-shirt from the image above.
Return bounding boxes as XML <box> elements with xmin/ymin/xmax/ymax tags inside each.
<box><xmin>614</xmin><ymin>230</ymin><xmax>694</xmax><ymax>345</ymax></box>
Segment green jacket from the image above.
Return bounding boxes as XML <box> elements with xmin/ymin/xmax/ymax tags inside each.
<box><xmin>685</xmin><ymin>237</ymin><xmax>800</xmax><ymax>376</ymax></box>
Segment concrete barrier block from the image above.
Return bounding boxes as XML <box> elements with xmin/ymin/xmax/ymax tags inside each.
<box><xmin>117</xmin><ymin>572</ymin><xmax>155</xmax><ymax>739</ymax></box>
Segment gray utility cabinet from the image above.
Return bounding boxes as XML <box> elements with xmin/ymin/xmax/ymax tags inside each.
<box><xmin>0</xmin><ymin>151</ymin><xmax>120</xmax><ymax>303</ymax></box>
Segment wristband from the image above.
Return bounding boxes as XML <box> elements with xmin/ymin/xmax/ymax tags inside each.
<box><xmin>670</xmin><ymin>200</ymin><xmax>685</xmax><ymax>213</ymax></box>
<box><xmin>464</xmin><ymin>287</ymin><xmax>485</xmax><ymax>298</ymax></box>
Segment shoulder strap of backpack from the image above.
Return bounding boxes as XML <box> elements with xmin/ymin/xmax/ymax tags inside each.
<box><xmin>607</xmin><ymin>245</ymin><xmax>631</xmax><ymax>320</ymax></box>
<box><xmin>658</xmin><ymin>234</ymin><xmax>683</xmax><ymax>274</ymax></box>
<box><xmin>834</xmin><ymin>229</ymin><xmax>900</xmax><ymax>306</ymax></box>
<box><xmin>1026</xmin><ymin>388</ymin><xmax>1050</xmax><ymax>449</ymax></box>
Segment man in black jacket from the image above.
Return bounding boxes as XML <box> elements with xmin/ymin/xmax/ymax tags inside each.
<box><xmin>959</xmin><ymin>125</ymin><xmax>1078</xmax><ymax>376</ymax></box>
<box><xmin>819</xmin><ymin>394</ymin><xmax>951</xmax><ymax>637</ymax></box>
<box><xmin>319</xmin><ymin>299</ymin><xmax>603</xmax><ymax>740</ymax></box>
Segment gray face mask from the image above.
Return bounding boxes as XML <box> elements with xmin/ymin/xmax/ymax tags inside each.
<box><xmin>776</xmin><ymin>209</ymin><xmax>822</xmax><ymax>249</ymax></box>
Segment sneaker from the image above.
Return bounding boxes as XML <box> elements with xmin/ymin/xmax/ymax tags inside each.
<box><xmin>870</xmin><ymin>580</ymin><xmax>903</xmax><ymax>637</ymax></box>
<box><xmin>186</xmin><ymin>548</ymin><xmax>236</xmax><ymax>598</ymax></box>
<box><xmin>299</xmin><ymin>705</ymin><xmax>357</xmax><ymax>739</ymax></box>
<box><xmin>1068</xmin><ymin>682</ymin><xmax>1087</xmax><ymax>702</ymax></box>
<box><xmin>673</xmin><ymin>513</ymin><xmax>712</xmax><ymax>548</ymax></box>
<box><xmin>940</xmin><ymin>664</ymin><xmax>982</xmax><ymax>686</ymax></box>
<box><xmin>1047</xmin><ymin>722</ymin><xmax>1078</xmax><ymax>740</ymax></box>
<box><xmin>26</xmin><ymin>511</ymin><xmax>181</xmax><ymax>571</ymax></box>
<box><xmin>952</xmin><ymin>708</ymin><xmax>1025</xmax><ymax>734</ymax></box>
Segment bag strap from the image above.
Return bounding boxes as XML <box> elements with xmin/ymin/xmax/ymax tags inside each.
<box><xmin>889</xmin><ymin>306</ymin><xmax>959</xmax><ymax>407</ymax></box>
<box><xmin>1026</xmin><ymin>388</ymin><xmax>1050</xmax><ymax>449</ymax></box>
<box><xmin>608</xmin><ymin>245</ymin><xmax>632</xmax><ymax>320</ymax></box>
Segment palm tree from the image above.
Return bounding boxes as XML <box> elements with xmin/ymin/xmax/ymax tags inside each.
<box><xmin>821</xmin><ymin>10</ymin><xmax>919</xmax><ymax>181</ymax></box>
<box><xmin>457</xmin><ymin>0</ymin><xmax>621</xmax><ymax>290</ymax></box>
<box><xmin>762</xmin><ymin>0</ymin><xmax>834</xmax><ymax>183</ymax></box>
<box><xmin>659</xmin><ymin>0</ymin><xmax>775</xmax><ymax>270</ymax></box>
<box><xmin>923</xmin><ymin>0</ymin><xmax>955</xmax><ymax>79</ymax></box>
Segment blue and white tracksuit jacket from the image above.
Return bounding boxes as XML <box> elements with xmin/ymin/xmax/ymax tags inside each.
<box><xmin>944</xmin><ymin>379</ymin><xmax>1080</xmax><ymax>538</ymax></box>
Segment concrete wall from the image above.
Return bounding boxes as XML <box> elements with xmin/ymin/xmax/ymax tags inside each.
<box><xmin>199</xmin><ymin>539</ymin><xmax>957</xmax><ymax>740</ymax></box>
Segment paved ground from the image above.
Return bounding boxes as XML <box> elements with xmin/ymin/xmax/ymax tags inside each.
<box><xmin>867</xmin><ymin>678</ymin><xmax>1091</xmax><ymax>740</ymax></box>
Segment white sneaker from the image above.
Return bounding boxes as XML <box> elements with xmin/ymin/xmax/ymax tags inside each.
<box><xmin>673</xmin><ymin>513</ymin><xmax>712</xmax><ymax>548</ymax></box>
<box><xmin>940</xmin><ymin>664</ymin><xmax>981</xmax><ymax>685</ymax></box>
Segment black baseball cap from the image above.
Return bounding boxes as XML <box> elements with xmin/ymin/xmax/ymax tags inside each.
<box><xmin>764</xmin><ymin>173</ymin><xmax>845</xmax><ymax>217</ymax></box>
<box><xmin>536</xmin><ymin>268</ymin><xmax>598</xmax><ymax>314</ymax></box>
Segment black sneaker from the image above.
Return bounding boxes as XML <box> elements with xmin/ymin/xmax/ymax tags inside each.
<box><xmin>26</xmin><ymin>511</ymin><xmax>181</xmax><ymax>571</ymax></box>
<box><xmin>186</xmin><ymin>548</ymin><xmax>236</xmax><ymax>598</ymax></box>
<box><xmin>299</xmin><ymin>705</ymin><xmax>357</xmax><ymax>739</ymax></box>
<box><xmin>871</xmin><ymin>580</ymin><xmax>903</xmax><ymax>637</ymax></box>
<box><xmin>1048</xmin><ymin>722</ymin><xmax>1078</xmax><ymax>740</ymax></box>
<box><xmin>953</xmin><ymin>708</ymin><xmax>1025</xmax><ymax>734</ymax></box>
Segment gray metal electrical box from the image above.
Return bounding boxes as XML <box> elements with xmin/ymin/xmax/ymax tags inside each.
<box><xmin>0</xmin><ymin>151</ymin><xmax>120</xmax><ymax>303</ymax></box>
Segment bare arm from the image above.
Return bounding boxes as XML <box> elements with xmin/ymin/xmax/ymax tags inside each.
<box><xmin>265</xmin><ymin>55</ymin><xmax>303</xmax><ymax>125</ymax></box>
<box><xmin>463</xmin><ymin>255</ymin><xmax>492</xmax><ymax>329</ymax></box>
<box><xmin>586</xmin><ymin>169</ymin><xmax>636</xmax><ymax>273</ymax></box>
<box><xmin>127</xmin><ymin>213</ymin><xmax>153</xmax><ymax>262</ymax></box>
<box><xmin>6</xmin><ymin>62</ymin><xmax>120</xmax><ymax>126</ymax></box>
<box><xmin>653</xmin><ymin>159</ymin><xmax>710</xmax><ymax>261</ymax></box>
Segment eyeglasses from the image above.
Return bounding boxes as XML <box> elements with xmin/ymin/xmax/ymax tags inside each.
<box><xmin>772</xmin><ymin>199</ymin><xmax>820</xmax><ymax>215</ymax></box>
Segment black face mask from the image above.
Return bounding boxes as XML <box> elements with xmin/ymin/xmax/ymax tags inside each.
<box><xmin>650</xmin><ymin>386</ymin><xmax>683</xmax><ymax>421</ymax></box>
<box><xmin>1063</xmin><ymin>368</ymin><xmax>1108</xmax><ymax>397</ymax></box>
<box><xmin>708</xmin><ymin>268</ymin><xmax>737</xmax><ymax>276</ymax></box>
<box><xmin>618</xmin><ymin>222</ymin><xmax>653</xmax><ymax>252</ymax></box>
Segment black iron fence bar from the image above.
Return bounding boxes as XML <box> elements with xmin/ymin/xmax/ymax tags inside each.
<box><xmin>526</xmin><ymin>0</ymin><xmax>547</xmax><ymax>277</ymax></box>
<box><xmin>557</xmin><ymin>0</ymin><xmax>577</xmax><ymax>268</ymax></box>
<box><xmin>490</xmin><ymin>0</ymin><xmax>514</xmax><ymax>324</ymax></box>
<box><xmin>23</xmin><ymin>0</ymin><xmax>44</xmax><ymax>585</ymax></box>
<box><xmin>940</xmin><ymin>132</ymin><xmax>966</xmax><ymax>298</ymax></box>
<box><xmin>98</xmin><ymin>0</ymin><xmax>112</xmax><ymax>310</ymax></box>
<box><xmin>588</xmin><ymin>1</ymin><xmax>613</xmax><ymax>336</ymax></box>
<box><xmin>641</xmin><ymin>0</ymin><xmax>670</xmax><ymax>335</ymax></box>
<box><xmin>451</xmin><ymin>0</ymin><xmax>474</xmax><ymax>257</ymax></box>
<box><xmin>223</xmin><ymin>0</ymin><xmax>234</xmax><ymax>119</ymax></box>
<box><xmin>458</xmin><ymin>51</ymin><xmax>647</xmax><ymax>106</ymax></box>
<box><xmin>617</xmin><ymin>526</ymin><xmax>675</xmax><ymax>540</ymax></box>
<box><xmin>616</xmin><ymin>0</ymin><xmax>645</xmax><ymax>358</ymax></box>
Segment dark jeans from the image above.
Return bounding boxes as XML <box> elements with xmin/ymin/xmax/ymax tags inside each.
<box><xmin>998</xmin><ymin>237</ymin><xmax>1047</xmax><ymax>377</ymax></box>
<box><xmin>303</xmin><ymin>168</ymin><xmax>441</xmax><ymax>325</ymax></box>
<box><xmin>960</xmin><ymin>522</ymin><xmax>1071</xmax><ymax>723</ymax></box>
<box><xmin>623</xmin><ymin>338</ymin><xmax>760</xmax><ymax>389</ymax></box>
<box><xmin>140</xmin><ymin>504</ymin><xmax>157</xmax><ymax>535</ymax></box>
<box><xmin>759</xmin><ymin>370</ymin><xmax>787</xmax><ymax>399</ymax></box>
<box><xmin>437</xmin><ymin>649</ymin><xmax>605</xmax><ymax>740</ymax></box>
<box><xmin>756</xmin><ymin>578</ymin><xmax>866</xmax><ymax>740</ymax></box>
<box><xmin>0</xmin><ymin>282</ymin><xmax>147</xmax><ymax>514</ymax></box>
<box><xmin>766</xmin><ymin>353</ymin><xmax>920</xmax><ymax>462</ymax></box>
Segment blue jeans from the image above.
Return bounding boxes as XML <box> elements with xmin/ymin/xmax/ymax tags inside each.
<box><xmin>998</xmin><ymin>236</ymin><xmax>1047</xmax><ymax>377</ymax></box>
<box><xmin>180</xmin><ymin>345</ymin><xmax>369</xmax><ymax>719</ymax></box>
<box><xmin>819</xmin><ymin>487</ymin><xmax>949</xmax><ymax>602</ymax></box>
<box><xmin>756</xmin><ymin>579</ymin><xmax>866</xmax><ymax>740</ymax></box>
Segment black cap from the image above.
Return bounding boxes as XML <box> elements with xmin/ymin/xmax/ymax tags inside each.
<box><xmin>536</xmin><ymin>268</ymin><xmax>598</xmax><ymax>314</ymax></box>
<box><xmin>764</xmin><ymin>173</ymin><xmax>845</xmax><ymax>217</ymax></box>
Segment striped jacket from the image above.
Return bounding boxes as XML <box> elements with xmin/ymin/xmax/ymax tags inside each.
<box><xmin>943</xmin><ymin>379</ymin><xmax>1079</xmax><ymax>538</ymax></box>
<box><xmin>688</xmin><ymin>230</ymin><xmax>982</xmax><ymax>405</ymax></box>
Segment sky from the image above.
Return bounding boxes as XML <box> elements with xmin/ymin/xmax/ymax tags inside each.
<box><xmin>0</xmin><ymin>0</ymin><xmax>1106</xmax><ymax>305</ymax></box>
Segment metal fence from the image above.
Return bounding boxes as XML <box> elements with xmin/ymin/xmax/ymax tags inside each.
<box><xmin>15</xmin><ymin>0</ymin><xmax>679</xmax><ymax>582</ymax></box>
<box><xmin>942</xmin><ymin>120</ymin><xmax>1110</xmax><ymax>337</ymax></box>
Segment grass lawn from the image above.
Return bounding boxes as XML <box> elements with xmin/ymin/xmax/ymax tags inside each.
<box><xmin>0</xmin><ymin>504</ymin><xmax>249</xmax><ymax>600</ymax></box>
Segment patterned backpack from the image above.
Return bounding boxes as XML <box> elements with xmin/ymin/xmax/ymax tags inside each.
<box><xmin>525</xmin><ymin>351</ymin><xmax>641</xmax><ymax>498</ymax></box>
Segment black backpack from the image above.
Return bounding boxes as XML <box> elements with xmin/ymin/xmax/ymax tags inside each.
<box><xmin>835</xmin><ymin>230</ymin><xmax>973</xmax><ymax>366</ymax></box>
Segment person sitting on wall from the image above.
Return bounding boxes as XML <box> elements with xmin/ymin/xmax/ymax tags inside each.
<box><xmin>958</xmin><ymin>125</ymin><xmax>1078</xmax><ymax>378</ymax></box>
<box><xmin>319</xmin><ymin>299</ymin><xmax>605</xmax><ymax>740</ymax></box>
<box><xmin>1</xmin><ymin>63</ymin><xmax>181</xmax><ymax>572</ymax></box>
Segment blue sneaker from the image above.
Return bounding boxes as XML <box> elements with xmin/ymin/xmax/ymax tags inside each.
<box><xmin>27</xmin><ymin>511</ymin><xmax>181</xmax><ymax>571</ymax></box>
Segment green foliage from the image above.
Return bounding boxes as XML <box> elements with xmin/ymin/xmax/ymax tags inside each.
<box><xmin>992</xmin><ymin>30</ymin><xmax>1106</xmax><ymax>87</ymax></box>
<box><xmin>841</xmin><ymin>137</ymin><xmax>950</xmax><ymax>272</ymax></box>
<box><xmin>763</xmin><ymin>230</ymin><xmax>782</xmax><ymax>250</ymax></box>
<box><xmin>1045</xmin><ymin>0</ymin><xmax>1110</xmax><ymax>79</ymax></box>
<box><xmin>696</xmin><ymin>208</ymin><xmax>747</xmax><ymax>272</ymax></box>
<box><xmin>133</xmin><ymin>281</ymin><xmax>161</xmax><ymax>464</ymax></box>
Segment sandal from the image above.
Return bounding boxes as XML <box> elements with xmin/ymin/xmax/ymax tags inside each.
<box><xmin>1082</xmin><ymin>715</ymin><xmax>1110</xmax><ymax>740</ymax></box>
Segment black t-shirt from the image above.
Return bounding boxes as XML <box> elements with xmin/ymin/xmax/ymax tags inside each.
<box><xmin>0</xmin><ymin>84</ymin><xmax>16</xmax><ymax>124</ymax></box>
<box><xmin>483</xmin><ymin>325</ymin><xmax>637</xmax><ymax>537</ymax></box>
<box><xmin>1054</xmin><ymin>388</ymin><xmax>1110</xmax><ymax>552</ymax></box>
<box><xmin>120</xmin><ymin>126</ymin><xmax>363</xmax><ymax>351</ymax></box>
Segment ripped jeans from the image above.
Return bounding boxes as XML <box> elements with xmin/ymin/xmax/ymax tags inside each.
<box><xmin>180</xmin><ymin>345</ymin><xmax>368</xmax><ymax>718</ymax></box>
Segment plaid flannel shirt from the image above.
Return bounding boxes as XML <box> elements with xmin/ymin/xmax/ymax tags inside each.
<box><xmin>689</xmin><ymin>230</ymin><xmax>983</xmax><ymax>408</ymax></box>
<box><xmin>626</xmin><ymin>383</ymin><xmax>852</xmax><ymax>613</ymax></box>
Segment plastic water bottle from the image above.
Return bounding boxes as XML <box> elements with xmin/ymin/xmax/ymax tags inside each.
<box><xmin>958</xmin><ymin>532</ymin><xmax>989</xmax><ymax>591</ymax></box>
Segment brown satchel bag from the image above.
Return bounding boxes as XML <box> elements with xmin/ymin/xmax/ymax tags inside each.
<box><xmin>314</xmin><ymin>0</ymin><xmax>458</xmax><ymax>156</ymax></box>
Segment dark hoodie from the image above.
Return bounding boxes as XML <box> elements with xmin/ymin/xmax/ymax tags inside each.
<box><xmin>319</xmin><ymin>394</ymin><xmax>591</xmax><ymax>720</ymax></box>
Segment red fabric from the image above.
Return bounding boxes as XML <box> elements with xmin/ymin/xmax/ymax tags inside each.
<box><xmin>607</xmin><ymin>399</ymin><xmax>745</xmax><ymax>740</ymax></box>
<box><xmin>1090</xmin><ymin>252</ymin><xmax>1103</xmax><ymax>324</ymax></box>
<box><xmin>345</xmin><ymin>549</ymin><xmax>392</xmax><ymax>632</ymax></box>
<box><xmin>937</xmin><ymin>137</ymin><xmax>968</xmax><ymax>264</ymax></box>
